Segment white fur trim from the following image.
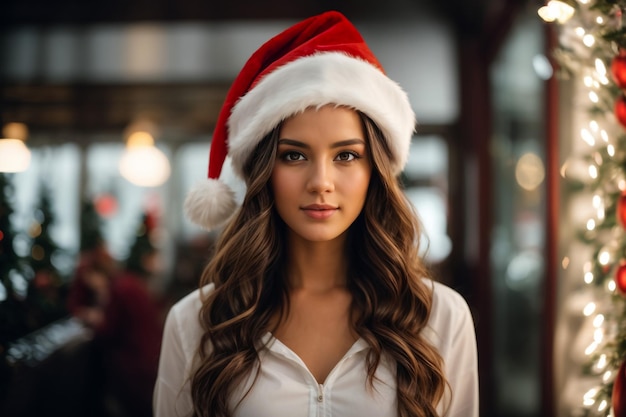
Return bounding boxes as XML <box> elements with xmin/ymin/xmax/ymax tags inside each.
<box><xmin>184</xmin><ymin>178</ymin><xmax>237</xmax><ymax>230</ymax></box>
<box><xmin>219</xmin><ymin>156</ymin><xmax>246</xmax><ymax>206</ymax></box>
<box><xmin>228</xmin><ymin>52</ymin><xmax>416</xmax><ymax>176</ymax></box>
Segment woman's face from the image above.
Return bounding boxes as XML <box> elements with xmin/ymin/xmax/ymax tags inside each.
<box><xmin>271</xmin><ymin>105</ymin><xmax>372</xmax><ymax>244</ymax></box>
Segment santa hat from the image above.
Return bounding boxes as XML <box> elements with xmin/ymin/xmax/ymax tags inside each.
<box><xmin>185</xmin><ymin>10</ymin><xmax>416</xmax><ymax>230</ymax></box>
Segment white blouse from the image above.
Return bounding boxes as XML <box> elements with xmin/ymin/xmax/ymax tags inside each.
<box><xmin>153</xmin><ymin>280</ymin><xmax>479</xmax><ymax>417</ymax></box>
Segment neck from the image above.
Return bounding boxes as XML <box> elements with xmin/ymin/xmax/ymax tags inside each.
<box><xmin>284</xmin><ymin>233</ymin><xmax>349</xmax><ymax>293</ymax></box>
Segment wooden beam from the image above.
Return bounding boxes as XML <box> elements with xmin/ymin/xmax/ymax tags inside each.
<box><xmin>1</xmin><ymin>0</ymin><xmax>388</xmax><ymax>25</ymax></box>
<box><xmin>0</xmin><ymin>83</ymin><xmax>230</xmax><ymax>141</ymax></box>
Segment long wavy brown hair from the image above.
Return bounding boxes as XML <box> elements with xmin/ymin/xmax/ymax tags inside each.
<box><xmin>190</xmin><ymin>110</ymin><xmax>448</xmax><ymax>417</ymax></box>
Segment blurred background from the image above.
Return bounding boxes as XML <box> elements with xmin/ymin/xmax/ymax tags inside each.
<box><xmin>0</xmin><ymin>0</ymin><xmax>566</xmax><ymax>416</ymax></box>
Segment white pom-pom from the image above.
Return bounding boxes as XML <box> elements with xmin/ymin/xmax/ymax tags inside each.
<box><xmin>184</xmin><ymin>179</ymin><xmax>238</xmax><ymax>230</ymax></box>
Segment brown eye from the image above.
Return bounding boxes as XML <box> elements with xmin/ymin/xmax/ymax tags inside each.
<box><xmin>281</xmin><ymin>151</ymin><xmax>306</xmax><ymax>161</ymax></box>
<box><xmin>335</xmin><ymin>151</ymin><xmax>357</xmax><ymax>162</ymax></box>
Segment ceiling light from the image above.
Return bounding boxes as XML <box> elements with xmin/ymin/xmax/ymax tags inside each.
<box><xmin>119</xmin><ymin>131</ymin><xmax>170</xmax><ymax>187</ymax></box>
<box><xmin>0</xmin><ymin>123</ymin><xmax>31</xmax><ymax>173</ymax></box>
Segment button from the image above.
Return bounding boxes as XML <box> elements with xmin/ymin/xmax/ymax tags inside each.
<box><xmin>317</xmin><ymin>394</ymin><xmax>323</xmax><ymax>402</ymax></box>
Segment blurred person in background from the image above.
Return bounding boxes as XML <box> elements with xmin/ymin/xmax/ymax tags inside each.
<box><xmin>67</xmin><ymin>200</ymin><xmax>118</xmax><ymax>328</ymax></box>
<box><xmin>96</xmin><ymin>211</ymin><xmax>165</xmax><ymax>417</ymax></box>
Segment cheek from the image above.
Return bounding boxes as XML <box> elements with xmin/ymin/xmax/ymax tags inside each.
<box><xmin>344</xmin><ymin>169</ymin><xmax>371</xmax><ymax>198</ymax></box>
<box><xmin>271</xmin><ymin>167</ymin><xmax>296</xmax><ymax>202</ymax></box>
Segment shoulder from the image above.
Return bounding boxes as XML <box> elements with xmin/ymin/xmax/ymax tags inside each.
<box><xmin>163</xmin><ymin>283</ymin><xmax>215</xmax><ymax>360</ymax></box>
<box><xmin>422</xmin><ymin>279</ymin><xmax>480</xmax><ymax>415</ymax></box>
<box><xmin>169</xmin><ymin>283</ymin><xmax>213</xmax><ymax>319</ymax></box>
<box><xmin>155</xmin><ymin>284</ymin><xmax>215</xmax><ymax>417</ymax></box>
<box><xmin>427</xmin><ymin>279</ymin><xmax>473</xmax><ymax>322</ymax></box>
<box><xmin>421</xmin><ymin>279</ymin><xmax>476</xmax><ymax>353</ymax></box>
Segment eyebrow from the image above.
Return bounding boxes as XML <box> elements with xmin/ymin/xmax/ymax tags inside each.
<box><xmin>277</xmin><ymin>138</ymin><xmax>366</xmax><ymax>149</ymax></box>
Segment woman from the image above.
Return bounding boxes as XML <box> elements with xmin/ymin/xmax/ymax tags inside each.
<box><xmin>154</xmin><ymin>10</ymin><xmax>478</xmax><ymax>417</ymax></box>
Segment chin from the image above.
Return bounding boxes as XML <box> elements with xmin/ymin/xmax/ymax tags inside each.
<box><xmin>289</xmin><ymin>226</ymin><xmax>348</xmax><ymax>244</ymax></box>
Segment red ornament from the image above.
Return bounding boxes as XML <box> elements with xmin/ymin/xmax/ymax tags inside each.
<box><xmin>614</xmin><ymin>360</ymin><xmax>626</xmax><ymax>417</ymax></box>
<box><xmin>619</xmin><ymin>193</ymin><xmax>626</xmax><ymax>228</ymax></box>
<box><xmin>612</xmin><ymin>50</ymin><xmax>626</xmax><ymax>89</ymax></box>
<box><xmin>617</xmin><ymin>263</ymin><xmax>626</xmax><ymax>296</ymax></box>
<box><xmin>94</xmin><ymin>194</ymin><xmax>118</xmax><ymax>218</ymax></box>
<box><xmin>615</xmin><ymin>95</ymin><xmax>626</xmax><ymax>129</ymax></box>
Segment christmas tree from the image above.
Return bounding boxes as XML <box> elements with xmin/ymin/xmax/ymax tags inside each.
<box><xmin>125</xmin><ymin>211</ymin><xmax>158</xmax><ymax>276</ymax></box>
<box><xmin>541</xmin><ymin>0</ymin><xmax>626</xmax><ymax>415</ymax></box>
<box><xmin>80</xmin><ymin>199</ymin><xmax>105</xmax><ymax>253</ymax></box>
<box><xmin>0</xmin><ymin>173</ymin><xmax>29</xmax><ymax>404</ymax></box>
<box><xmin>24</xmin><ymin>183</ymin><xmax>68</xmax><ymax>331</ymax></box>
<box><xmin>0</xmin><ymin>173</ymin><xmax>29</xmax><ymax>343</ymax></box>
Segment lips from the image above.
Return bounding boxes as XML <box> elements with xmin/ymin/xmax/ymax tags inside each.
<box><xmin>301</xmin><ymin>204</ymin><xmax>338</xmax><ymax>220</ymax></box>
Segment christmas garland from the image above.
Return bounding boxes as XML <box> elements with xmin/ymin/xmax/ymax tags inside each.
<box><xmin>541</xmin><ymin>0</ymin><xmax>626</xmax><ymax>415</ymax></box>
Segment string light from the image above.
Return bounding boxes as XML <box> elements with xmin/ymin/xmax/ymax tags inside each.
<box><xmin>594</xmin><ymin>328</ymin><xmax>604</xmax><ymax>343</ymax></box>
<box><xmin>587</xmin><ymin>219</ymin><xmax>596</xmax><ymax>231</ymax></box>
<box><xmin>585</xmin><ymin>341</ymin><xmax>599</xmax><ymax>355</ymax></box>
<box><xmin>592</xmin><ymin>194</ymin><xmax>601</xmax><ymax>207</ymax></box>
<box><xmin>583</xmin><ymin>302</ymin><xmax>596</xmax><ymax>316</ymax></box>
<box><xmin>538</xmin><ymin>1</ymin><xmax>575</xmax><ymax>23</ymax></box>
<box><xmin>598</xmin><ymin>247</ymin><xmax>611</xmax><ymax>265</ymax></box>
<box><xmin>595</xmin><ymin>59</ymin><xmax>607</xmax><ymax>76</ymax></box>
<box><xmin>591</xmin><ymin>194</ymin><xmax>604</xmax><ymax>220</ymax></box>
<box><xmin>593</xmin><ymin>314</ymin><xmax>604</xmax><ymax>327</ymax></box>
<box><xmin>607</xmin><ymin>280</ymin><xmax>616</xmax><ymax>292</ymax></box>
<box><xmin>584</xmin><ymin>387</ymin><xmax>599</xmax><ymax>405</ymax></box>
<box><xmin>599</xmin><ymin>74</ymin><xmax>610</xmax><ymax>85</ymax></box>
<box><xmin>599</xmin><ymin>130</ymin><xmax>608</xmax><ymax>142</ymax></box>
<box><xmin>583</xmin><ymin>34</ymin><xmax>596</xmax><ymax>47</ymax></box>
<box><xmin>581</xmin><ymin>128</ymin><xmax>595</xmax><ymax>145</ymax></box>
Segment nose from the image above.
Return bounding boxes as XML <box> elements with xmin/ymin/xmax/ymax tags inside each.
<box><xmin>307</xmin><ymin>160</ymin><xmax>334</xmax><ymax>194</ymax></box>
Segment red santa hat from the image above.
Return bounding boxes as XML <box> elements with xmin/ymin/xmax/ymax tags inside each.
<box><xmin>184</xmin><ymin>10</ymin><xmax>416</xmax><ymax>230</ymax></box>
